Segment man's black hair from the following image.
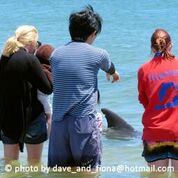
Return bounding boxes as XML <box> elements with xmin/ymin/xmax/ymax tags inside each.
<box><xmin>69</xmin><ymin>5</ymin><xmax>102</xmax><ymax>42</ymax></box>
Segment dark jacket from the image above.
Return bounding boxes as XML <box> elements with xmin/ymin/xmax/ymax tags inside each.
<box><xmin>0</xmin><ymin>48</ymin><xmax>52</xmax><ymax>148</ymax></box>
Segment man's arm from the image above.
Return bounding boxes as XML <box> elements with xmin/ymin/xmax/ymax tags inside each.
<box><xmin>100</xmin><ymin>50</ymin><xmax>120</xmax><ymax>83</ymax></box>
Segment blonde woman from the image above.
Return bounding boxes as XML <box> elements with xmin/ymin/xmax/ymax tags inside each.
<box><xmin>0</xmin><ymin>25</ymin><xmax>52</xmax><ymax>164</ymax></box>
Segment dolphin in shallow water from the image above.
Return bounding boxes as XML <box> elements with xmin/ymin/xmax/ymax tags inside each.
<box><xmin>101</xmin><ymin>108</ymin><xmax>138</xmax><ymax>139</ymax></box>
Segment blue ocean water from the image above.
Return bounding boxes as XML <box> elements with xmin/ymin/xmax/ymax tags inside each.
<box><xmin>1</xmin><ymin>0</ymin><xmax>178</xmax><ymax>177</ymax></box>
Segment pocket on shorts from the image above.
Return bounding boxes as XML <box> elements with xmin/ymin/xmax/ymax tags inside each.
<box><xmin>26</xmin><ymin>112</ymin><xmax>47</xmax><ymax>137</ymax></box>
<box><xmin>74</xmin><ymin>116</ymin><xmax>96</xmax><ymax>134</ymax></box>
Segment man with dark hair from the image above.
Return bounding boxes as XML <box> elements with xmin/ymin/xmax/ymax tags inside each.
<box><xmin>69</xmin><ymin>5</ymin><xmax>102</xmax><ymax>42</ymax></box>
<box><xmin>48</xmin><ymin>5</ymin><xmax>119</xmax><ymax>169</ymax></box>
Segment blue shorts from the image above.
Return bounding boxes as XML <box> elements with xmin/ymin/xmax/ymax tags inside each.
<box><xmin>142</xmin><ymin>141</ymin><xmax>178</xmax><ymax>162</ymax></box>
<box><xmin>1</xmin><ymin>112</ymin><xmax>47</xmax><ymax>144</ymax></box>
<box><xmin>48</xmin><ymin>115</ymin><xmax>101</xmax><ymax>168</ymax></box>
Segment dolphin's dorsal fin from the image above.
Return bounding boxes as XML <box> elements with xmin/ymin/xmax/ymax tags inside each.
<box><xmin>101</xmin><ymin>108</ymin><xmax>134</xmax><ymax>131</ymax></box>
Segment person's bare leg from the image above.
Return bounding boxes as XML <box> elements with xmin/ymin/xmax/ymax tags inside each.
<box><xmin>26</xmin><ymin>143</ymin><xmax>43</xmax><ymax>165</ymax></box>
<box><xmin>171</xmin><ymin>159</ymin><xmax>178</xmax><ymax>177</ymax></box>
<box><xmin>147</xmin><ymin>159</ymin><xmax>169</xmax><ymax>178</ymax></box>
<box><xmin>4</xmin><ymin>144</ymin><xmax>19</xmax><ymax>164</ymax></box>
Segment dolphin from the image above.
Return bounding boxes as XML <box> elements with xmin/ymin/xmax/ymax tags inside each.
<box><xmin>101</xmin><ymin>108</ymin><xmax>137</xmax><ymax>139</ymax></box>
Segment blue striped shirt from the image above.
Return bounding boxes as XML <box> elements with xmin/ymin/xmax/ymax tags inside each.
<box><xmin>51</xmin><ymin>42</ymin><xmax>111</xmax><ymax>121</ymax></box>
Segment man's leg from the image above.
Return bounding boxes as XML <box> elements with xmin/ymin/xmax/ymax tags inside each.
<box><xmin>69</xmin><ymin>116</ymin><xmax>101</xmax><ymax>169</ymax></box>
<box><xmin>48</xmin><ymin>118</ymin><xmax>73</xmax><ymax>167</ymax></box>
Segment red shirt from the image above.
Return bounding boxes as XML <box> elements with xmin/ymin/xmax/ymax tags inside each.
<box><xmin>138</xmin><ymin>56</ymin><xmax>178</xmax><ymax>141</ymax></box>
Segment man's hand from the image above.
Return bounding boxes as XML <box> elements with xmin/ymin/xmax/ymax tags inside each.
<box><xmin>106</xmin><ymin>71</ymin><xmax>120</xmax><ymax>83</ymax></box>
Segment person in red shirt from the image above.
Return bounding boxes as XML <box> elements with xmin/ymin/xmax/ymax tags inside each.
<box><xmin>138</xmin><ymin>29</ymin><xmax>178</xmax><ymax>173</ymax></box>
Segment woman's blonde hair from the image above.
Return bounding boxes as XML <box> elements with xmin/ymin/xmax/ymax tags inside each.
<box><xmin>2</xmin><ymin>25</ymin><xmax>38</xmax><ymax>57</ymax></box>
